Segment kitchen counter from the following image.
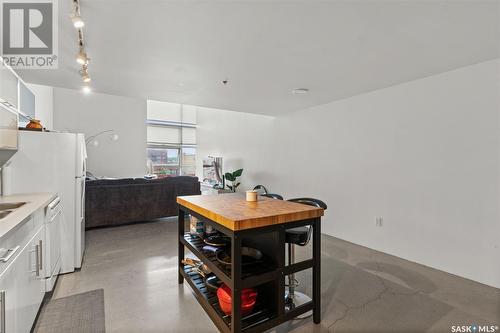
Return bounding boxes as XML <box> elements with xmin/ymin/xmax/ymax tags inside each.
<box><xmin>176</xmin><ymin>193</ymin><xmax>324</xmax><ymax>333</ymax></box>
<box><xmin>0</xmin><ymin>192</ymin><xmax>57</xmax><ymax>239</ymax></box>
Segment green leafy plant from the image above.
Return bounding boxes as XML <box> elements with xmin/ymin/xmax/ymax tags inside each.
<box><xmin>225</xmin><ymin>169</ymin><xmax>243</xmax><ymax>192</ymax></box>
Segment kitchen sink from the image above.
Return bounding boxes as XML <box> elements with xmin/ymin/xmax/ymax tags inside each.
<box><xmin>0</xmin><ymin>211</ymin><xmax>11</xmax><ymax>219</ymax></box>
<box><xmin>0</xmin><ymin>202</ymin><xmax>26</xmax><ymax>211</ymax></box>
<box><xmin>0</xmin><ymin>202</ymin><xmax>26</xmax><ymax>220</ymax></box>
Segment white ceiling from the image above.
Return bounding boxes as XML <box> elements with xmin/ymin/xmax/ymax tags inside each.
<box><xmin>18</xmin><ymin>0</ymin><xmax>500</xmax><ymax>115</ymax></box>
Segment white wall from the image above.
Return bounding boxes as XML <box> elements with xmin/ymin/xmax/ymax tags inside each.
<box><xmin>267</xmin><ymin>59</ymin><xmax>500</xmax><ymax>288</ymax></box>
<box><xmin>196</xmin><ymin>106</ymin><xmax>275</xmax><ymax>190</ymax></box>
<box><xmin>27</xmin><ymin>83</ymin><xmax>53</xmax><ymax>130</ymax></box>
<box><xmin>53</xmin><ymin>88</ymin><xmax>147</xmax><ymax>178</ymax></box>
<box><xmin>39</xmin><ymin>59</ymin><xmax>500</xmax><ymax>288</ymax></box>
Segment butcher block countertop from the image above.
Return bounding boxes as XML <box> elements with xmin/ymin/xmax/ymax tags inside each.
<box><xmin>177</xmin><ymin>193</ymin><xmax>324</xmax><ymax>231</ymax></box>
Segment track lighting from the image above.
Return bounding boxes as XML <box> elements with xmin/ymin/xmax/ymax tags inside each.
<box><xmin>72</xmin><ymin>14</ymin><xmax>84</xmax><ymax>28</ymax></box>
<box><xmin>80</xmin><ymin>65</ymin><xmax>91</xmax><ymax>83</ymax></box>
<box><xmin>72</xmin><ymin>0</ymin><xmax>93</xmax><ymax>89</ymax></box>
<box><xmin>76</xmin><ymin>49</ymin><xmax>88</xmax><ymax>65</ymax></box>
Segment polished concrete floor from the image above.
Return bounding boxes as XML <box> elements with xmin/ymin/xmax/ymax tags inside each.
<box><xmin>50</xmin><ymin>219</ymin><xmax>500</xmax><ymax>332</ymax></box>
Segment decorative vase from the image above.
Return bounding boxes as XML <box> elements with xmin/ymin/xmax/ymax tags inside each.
<box><xmin>26</xmin><ymin>119</ymin><xmax>43</xmax><ymax>130</ymax></box>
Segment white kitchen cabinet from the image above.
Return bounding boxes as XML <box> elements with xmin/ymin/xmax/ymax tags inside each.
<box><xmin>0</xmin><ymin>62</ymin><xmax>18</xmax><ymax>109</ymax></box>
<box><xmin>0</xmin><ymin>262</ymin><xmax>18</xmax><ymax>333</ymax></box>
<box><xmin>0</xmin><ymin>226</ymin><xmax>45</xmax><ymax>333</ymax></box>
<box><xmin>18</xmin><ymin>82</ymin><xmax>34</xmax><ymax>119</ymax></box>
<box><xmin>0</xmin><ymin>194</ymin><xmax>57</xmax><ymax>333</ymax></box>
<box><xmin>0</xmin><ymin>105</ymin><xmax>18</xmax><ymax>164</ymax></box>
<box><xmin>17</xmin><ymin>227</ymin><xmax>45</xmax><ymax>333</ymax></box>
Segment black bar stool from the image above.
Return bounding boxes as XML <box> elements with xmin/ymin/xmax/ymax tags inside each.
<box><xmin>285</xmin><ymin>198</ymin><xmax>327</xmax><ymax>316</ymax></box>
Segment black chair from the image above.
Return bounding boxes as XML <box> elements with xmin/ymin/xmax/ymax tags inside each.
<box><xmin>285</xmin><ymin>198</ymin><xmax>327</xmax><ymax>315</ymax></box>
<box><xmin>261</xmin><ymin>193</ymin><xmax>284</xmax><ymax>200</ymax></box>
<box><xmin>253</xmin><ymin>185</ymin><xmax>269</xmax><ymax>195</ymax></box>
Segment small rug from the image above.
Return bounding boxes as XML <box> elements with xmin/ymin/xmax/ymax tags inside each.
<box><xmin>33</xmin><ymin>289</ymin><xmax>105</xmax><ymax>333</ymax></box>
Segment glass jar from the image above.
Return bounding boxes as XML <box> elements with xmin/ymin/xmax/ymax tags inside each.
<box><xmin>189</xmin><ymin>215</ymin><xmax>204</xmax><ymax>237</ymax></box>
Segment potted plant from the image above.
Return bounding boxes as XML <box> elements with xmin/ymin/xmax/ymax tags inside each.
<box><xmin>225</xmin><ymin>169</ymin><xmax>243</xmax><ymax>192</ymax></box>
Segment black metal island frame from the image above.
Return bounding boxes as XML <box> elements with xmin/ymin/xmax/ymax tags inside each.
<box><xmin>177</xmin><ymin>193</ymin><xmax>324</xmax><ymax>333</ymax></box>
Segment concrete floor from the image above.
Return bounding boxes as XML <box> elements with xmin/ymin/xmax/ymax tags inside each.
<box><xmin>50</xmin><ymin>218</ymin><xmax>500</xmax><ymax>333</ymax></box>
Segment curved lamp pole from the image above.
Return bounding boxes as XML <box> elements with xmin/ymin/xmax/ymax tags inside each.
<box><xmin>86</xmin><ymin>129</ymin><xmax>119</xmax><ymax>146</ymax></box>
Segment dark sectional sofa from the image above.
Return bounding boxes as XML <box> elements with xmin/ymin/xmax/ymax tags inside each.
<box><xmin>85</xmin><ymin>176</ymin><xmax>201</xmax><ymax>229</ymax></box>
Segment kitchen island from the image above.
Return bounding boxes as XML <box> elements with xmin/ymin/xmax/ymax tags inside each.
<box><xmin>177</xmin><ymin>193</ymin><xmax>324</xmax><ymax>333</ymax></box>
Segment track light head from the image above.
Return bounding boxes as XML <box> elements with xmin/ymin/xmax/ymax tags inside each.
<box><xmin>80</xmin><ymin>64</ymin><xmax>91</xmax><ymax>83</ymax></box>
<box><xmin>76</xmin><ymin>50</ymin><xmax>88</xmax><ymax>65</ymax></box>
<box><xmin>72</xmin><ymin>14</ymin><xmax>84</xmax><ymax>28</ymax></box>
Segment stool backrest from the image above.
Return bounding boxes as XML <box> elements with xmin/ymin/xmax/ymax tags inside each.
<box><xmin>253</xmin><ymin>184</ymin><xmax>269</xmax><ymax>195</ymax></box>
<box><xmin>261</xmin><ymin>193</ymin><xmax>284</xmax><ymax>200</ymax></box>
<box><xmin>287</xmin><ymin>198</ymin><xmax>327</xmax><ymax>210</ymax></box>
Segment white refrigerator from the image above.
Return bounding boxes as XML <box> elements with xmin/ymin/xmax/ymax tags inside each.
<box><xmin>3</xmin><ymin>131</ymin><xmax>87</xmax><ymax>273</ymax></box>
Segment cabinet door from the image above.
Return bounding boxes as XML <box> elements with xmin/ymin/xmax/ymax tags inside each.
<box><xmin>19</xmin><ymin>82</ymin><xmax>34</xmax><ymax>118</ymax></box>
<box><xmin>14</xmin><ymin>228</ymin><xmax>45</xmax><ymax>333</ymax></box>
<box><xmin>0</xmin><ymin>262</ymin><xmax>18</xmax><ymax>333</ymax></box>
<box><xmin>0</xmin><ymin>64</ymin><xmax>18</xmax><ymax>108</ymax></box>
<box><xmin>0</xmin><ymin>105</ymin><xmax>18</xmax><ymax>150</ymax></box>
<box><xmin>34</xmin><ymin>223</ymin><xmax>47</xmax><ymax>281</ymax></box>
<box><xmin>45</xmin><ymin>209</ymin><xmax>61</xmax><ymax>279</ymax></box>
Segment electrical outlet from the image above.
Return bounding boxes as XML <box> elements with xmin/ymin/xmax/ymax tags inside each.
<box><xmin>375</xmin><ymin>217</ymin><xmax>383</xmax><ymax>227</ymax></box>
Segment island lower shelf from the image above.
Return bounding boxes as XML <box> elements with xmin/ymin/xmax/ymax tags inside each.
<box><xmin>180</xmin><ymin>265</ymin><xmax>278</xmax><ymax>333</ymax></box>
<box><xmin>179</xmin><ymin>232</ymin><xmax>316</xmax><ymax>333</ymax></box>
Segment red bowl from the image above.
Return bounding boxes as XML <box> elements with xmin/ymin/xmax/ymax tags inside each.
<box><xmin>217</xmin><ymin>283</ymin><xmax>258</xmax><ymax>315</ymax></box>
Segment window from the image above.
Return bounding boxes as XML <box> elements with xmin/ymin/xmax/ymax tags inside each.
<box><xmin>146</xmin><ymin>101</ymin><xmax>197</xmax><ymax>177</ymax></box>
<box><xmin>147</xmin><ymin>147</ymin><xmax>180</xmax><ymax>177</ymax></box>
<box><xmin>181</xmin><ymin>147</ymin><xmax>196</xmax><ymax>176</ymax></box>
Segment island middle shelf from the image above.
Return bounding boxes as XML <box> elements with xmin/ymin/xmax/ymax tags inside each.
<box><xmin>181</xmin><ymin>232</ymin><xmax>279</xmax><ymax>289</ymax></box>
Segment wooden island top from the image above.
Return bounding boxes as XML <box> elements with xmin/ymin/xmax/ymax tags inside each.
<box><xmin>177</xmin><ymin>193</ymin><xmax>324</xmax><ymax>231</ymax></box>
